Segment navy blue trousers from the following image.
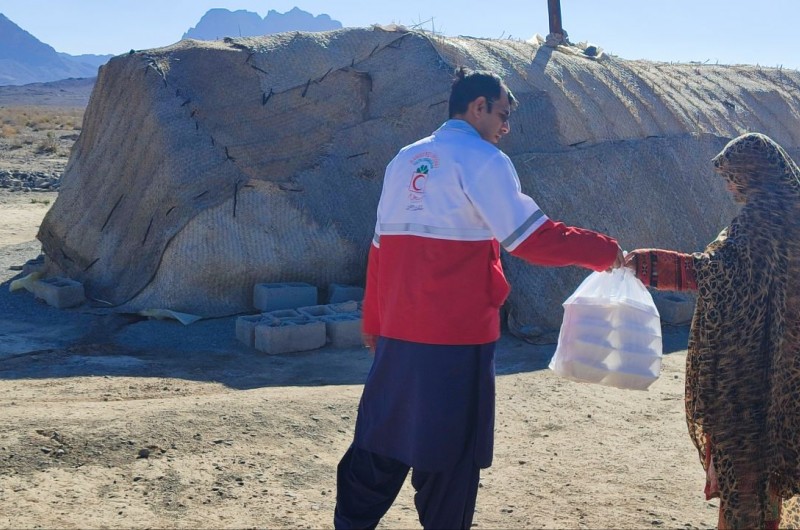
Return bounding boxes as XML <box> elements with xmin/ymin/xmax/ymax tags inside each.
<box><xmin>334</xmin><ymin>338</ymin><xmax>495</xmax><ymax>529</ymax></box>
<box><xmin>334</xmin><ymin>444</ymin><xmax>480</xmax><ymax>529</ymax></box>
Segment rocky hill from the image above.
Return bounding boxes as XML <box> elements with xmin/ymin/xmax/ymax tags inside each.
<box><xmin>0</xmin><ymin>13</ymin><xmax>112</xmax><ymax>86</ymax></box>
<box><xmin>183</xmin><ymin>7</ymin><xmax>341</xmax><ymax>40</ymax></box>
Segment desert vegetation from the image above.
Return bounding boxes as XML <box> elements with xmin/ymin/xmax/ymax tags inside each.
<box><xmin>0</xmin><ymin>105</ymin><xmax>83</xmax><ymax>134</ymax></box>
<box><xmin>0</xmin><ymin>105</ymin><xmax>82</xmax><ymax>160</ymax></box>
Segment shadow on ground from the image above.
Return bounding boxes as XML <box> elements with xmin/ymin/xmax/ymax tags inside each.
<box><xmin>0</xmin><ymin>268</ymin><xmax>690</xmax><ymax>390</ymax></box>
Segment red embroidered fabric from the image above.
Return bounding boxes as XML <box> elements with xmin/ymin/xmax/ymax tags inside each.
<box><xmin>628</xmin><ymin>249</ymin><xmax>697</xmax><ymax>291</ymax></box>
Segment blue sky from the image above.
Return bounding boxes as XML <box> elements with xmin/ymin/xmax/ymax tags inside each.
<box><xmin>0</xmin><ymin>0</ymin><xmax>797</xmax><ymax>69</ymax></box>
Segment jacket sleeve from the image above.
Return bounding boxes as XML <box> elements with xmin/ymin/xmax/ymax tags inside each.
<box><xmin>511</xmin><ymin>219</ymin><xmax>620</xmax><ymax>272</ymax></box>
<box><xmin>626</xmin><ymin>248</ymin><xmax>698</xmax><ymax>291</ymax></box>
<box><xmin>462</xmin><ymin>152</ymin><xmax>619</xmax><ymax>272</ymax></box>
<box><xmin>361</xmin><ymin>242</ymin><xmax>381</xmax><ymax>336</ymax></box>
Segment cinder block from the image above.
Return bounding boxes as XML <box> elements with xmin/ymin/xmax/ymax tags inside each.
<box><xmin>653</xmin><ymin>292</ymin><xmax>696</xmax><ymax>325</ymax></box>
<box><xmin>253</xmin><ymin>282</ymin><xmax>317</xmax><ymax>311</ymax></box>
<box><xmin>263</xmin><ymin>308</ymin><xmax>301</xmax><ymax>320</ymax></box>
<box><xmin>272</xmin><ymin>316</ymin><xmax>311</xmax><ymax>326</ymax></box>
<box><xmin>31</xmin><ymin>276</ymin><xmax>85</xmax><ymax>308</ymax></box>
<box><xmin>329</xmin><ymin>301</ymin><xmax>359</xmax><ymax>313</ymax></box>
<box><xmin>235</xmin><ymin>314</ymin><xmax>264</xmax><ymax>348</ymax></box>
<box><xmin>297</xmin><ymin>304</ymin><xmax>336</xmax><ymax>318</ymax></box>
<box><xmin>321</xmin><ymin>314</ymin><xmax>363</xmax><ymax>348</ymax></box>
<box><xmin>254</xmin><ymin>320</ymin><xmax>326</xmax><ymax>355</ymax></box>
<box><xmin>328</xmin><ymin>283</ymin><xmax>365</xmax><ymax>304</ymax></box>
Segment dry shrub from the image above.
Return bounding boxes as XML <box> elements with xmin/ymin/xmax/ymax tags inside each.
<box><xmin>0</xmin><ymin>106</ymin><xmax>84</xmax><ymax>132</ymax></box>
<box><xmin>0</xmin><ymin>124</ymin><xmax>17</xmax><ymax>138</ymax></box>
<box><xmin>36</xmin><ymin>131</ymin><xmax>59</xmax><ymax>154</ymax></box>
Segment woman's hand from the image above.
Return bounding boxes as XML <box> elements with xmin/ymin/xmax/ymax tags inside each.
<box><xmin>624</xmin><ymin>249</ymin><xmax>645</xmax><ymax>270</ymax></box>
<box><xmin>607</xmin><ymin>245</ymin><xmax>625</xmax><ymax>271</ymax></box>
<box><xmin>362</xmin><ymin>333</ymin><xmax>377</xmax><ymax>354</ymax></box>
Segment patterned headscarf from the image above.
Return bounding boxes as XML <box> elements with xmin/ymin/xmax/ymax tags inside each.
<box><xmin>686</xmin><ymin>133</ymin><xmax>800</xmax><ymax>528</ymax></box>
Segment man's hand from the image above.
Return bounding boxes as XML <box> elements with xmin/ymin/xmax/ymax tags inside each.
<box><xmin>607</xmin><ymin>245</ymin><xmax>625</xmax><ymax>271</ymax></box>
<box><xmin>362</xmin><ymin>333</ymin><xmax>377</xmax><ymax>354</ymax></box>
<box><xmin>623</xmin><ymin>250</ymin><xmax>640</xmax><ymax>270</ymax></box>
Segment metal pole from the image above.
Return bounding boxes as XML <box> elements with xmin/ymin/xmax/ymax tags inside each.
<box><xmin>548</xmin><ymin>0</ymin><xmax>563</xmax><ymax>36</ymax></box>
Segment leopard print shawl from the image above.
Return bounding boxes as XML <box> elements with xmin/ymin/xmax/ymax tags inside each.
<box><xmin>686</xmin><ymin>133</ymin><xmax>800</xmax><ymax>528</ymax></box>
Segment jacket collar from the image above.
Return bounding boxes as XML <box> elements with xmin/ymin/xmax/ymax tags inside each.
<box><xmin>435</xmin><ymin>119</ymin><xmax>481</xmax><ymax>138</ymax></box>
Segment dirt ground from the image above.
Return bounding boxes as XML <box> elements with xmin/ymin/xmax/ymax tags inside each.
<box><xmin>0</xmin><ymin>85</ymin><xmax>720</xmax><ymax>529</ymax></box>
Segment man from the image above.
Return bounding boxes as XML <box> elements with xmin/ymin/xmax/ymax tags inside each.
<box><xmin>334</xmin><ymin>67</ymin><xmax>624</xmax><ymax>529</ymax></box>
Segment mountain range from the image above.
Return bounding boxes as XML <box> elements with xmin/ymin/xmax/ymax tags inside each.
<box><xmin>0</xmin><ymin>14</ymin><xmax>111</xmax><ymax>86</ymax></box>
<box><xmin>0</xmin><ymin>8</ymin><xmax>342</xmax><ymax>86</ymax></box>
<box><xmin>184</xmin><ymin>7</ymin><xmax>340</xmax><ymax>40</ymax></box>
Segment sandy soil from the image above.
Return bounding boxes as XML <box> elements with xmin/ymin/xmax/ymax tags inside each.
<box><xmin>0</xmin><ymin>86</ymin><xmax>719</xmax><ymax>529</ymax></box>
<box><xmin>0</xmin><ymin>193</ymin><xmax>55</xmax><ymax>245</ymax></box>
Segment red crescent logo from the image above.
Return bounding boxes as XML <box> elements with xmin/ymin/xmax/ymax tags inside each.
<box><xmin>411</xmin><ymin>173</ymin><xmax>426</xmax><ymax>192</ymax></box>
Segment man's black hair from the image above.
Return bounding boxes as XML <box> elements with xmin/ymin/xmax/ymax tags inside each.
<box><xmin>448</xmin><ymin>66</ymin><xmax>516</xmax><ymax>118</ymax></box>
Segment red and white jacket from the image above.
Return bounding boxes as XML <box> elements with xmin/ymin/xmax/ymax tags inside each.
<box><xmin>362</xmin><ymin>119</ymin><xmax>619</xmax><ymax>345</ymax></box>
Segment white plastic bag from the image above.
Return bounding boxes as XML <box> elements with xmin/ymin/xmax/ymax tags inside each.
<box><xmin>549</xmin><ymin>267</ymin><xmax>663</xmax><ymax>390</ymax></box>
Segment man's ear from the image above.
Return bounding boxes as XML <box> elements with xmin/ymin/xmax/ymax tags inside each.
<box><xmin>468</xmin><ymin>96</ymin><xmax>487</xmax><ymax>118</ymax></box>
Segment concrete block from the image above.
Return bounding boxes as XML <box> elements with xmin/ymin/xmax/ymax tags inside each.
<box><xmin>263</xmin><ymin>308</ymin><xmax>301</xmax><ymax>321</ymax></box>
<box><xmin>254</xmin><ymin>320</ymin><xmax>326</xmax><ymax>355</ymax></box>
<box><xmin>235</xmin><ymin>314</ymin><xmax>264</xmax><ymax>348</ymax></box>
<box><xmin>652</xmin><ymin>292</ymin><xmax>696</xmax><ymax>325</ymax></box>
<box><xmin>328</xmin><ymin>283</ymin><xmax>365</xmax><ymax>304</ymax></box>
<box><xmin>329</xmin><ymin>301</ymin><xmax>359</xmax><ymax>313</ymax></box>
<box><xmin>297</xmin><ymin>304</ymin><xmax>336</xmax><ymax>318</ymax></box>
<box><xmin>31</xmin><ymin>276</ymin><xmax>85</xmax><ymax>308</ymax></box>
<box><xmin>253</xmin><ymin>282</ymin><xmax>317</xmax><ymax>311</ymax></box>
<box><xmin>321</xmin><ymin>314</ymin><xmax>363</xmax><ymax>348</ymax></box>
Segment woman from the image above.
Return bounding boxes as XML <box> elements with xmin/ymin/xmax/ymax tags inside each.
<box><xmin>626</xmin><ymin>133</ymin><xmax>800</xmax><ymax>529</ymax></box>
